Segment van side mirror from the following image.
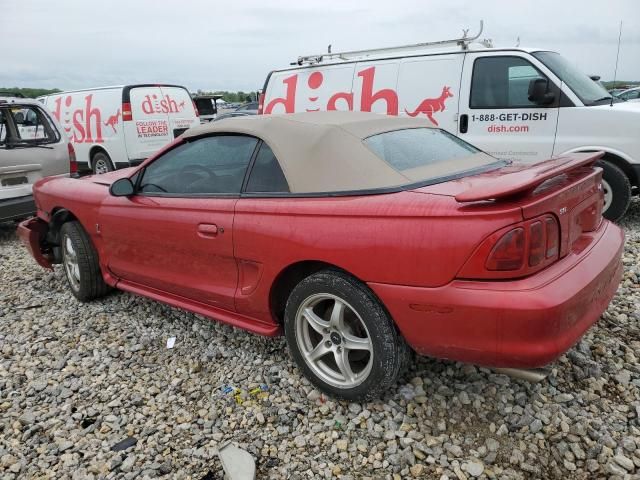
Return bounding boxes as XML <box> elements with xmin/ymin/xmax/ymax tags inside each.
<box><xmin>528</xmin><ymin>78</ymin><xmax>555</xmax><ymax>105</ymax></box>
<box><xmin>109</xmin><ymin>177</ymin><xmax>134</xmax><ymax>197</ymax></box>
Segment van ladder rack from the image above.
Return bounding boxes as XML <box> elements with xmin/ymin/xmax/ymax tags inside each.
<box><xmin>293</xmin><ymin>20</ymin><xmax>490</xmax><ymax>66</ymax></box>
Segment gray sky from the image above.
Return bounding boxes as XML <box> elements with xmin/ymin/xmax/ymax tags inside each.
<box><xmin>2</xmin><ymin>0</ymin><xmax>639</xmax><ymax>92</ymax></box>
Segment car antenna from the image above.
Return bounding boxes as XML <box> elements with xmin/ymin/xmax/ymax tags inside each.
<box><xmin>611</xmin><ymin>20</ymin><xmax>623</xmax><ymax>107</ymax></box>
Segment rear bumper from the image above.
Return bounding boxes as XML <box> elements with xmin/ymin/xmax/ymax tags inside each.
<box><xmin>0</xmin><ymin>195</ymin><xmax>36</xmax><ymax>222</ymax></box>
<box><xmin>17</xmin><ymin>216</ymin><xmax>53</xmax><ymax>269</ymax></box>
<box><xmin>369</xmin><ymin>221</ymin><xmax>624</xmax><ymax>368</ymax></box>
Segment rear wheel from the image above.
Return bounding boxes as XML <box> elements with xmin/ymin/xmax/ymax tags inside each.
<box><xmin>91</xmin><ymin>151</ymin><xmax>114</xmax><ymax>175</ymax></box>
<box><xmin>598</xmin><ymin>160</ymin><xmax>631</xmax><ymax>222</ymax></box>
<box><xmin>60</xmin><ymin>221</ymin><xmax>109</xmax><ymax>301</ymax></box>
<box><xmin>284</xmin><ymin>270</ymin><xmax>410</xmax><ymax>401</ymax></box>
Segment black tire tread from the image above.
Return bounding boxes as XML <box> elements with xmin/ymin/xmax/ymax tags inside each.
<box><xmin>60</xmin><ymin>221</ymin><xmax>109</xmax><ymax>301</ymax></box>
<box><xmin>598</xmin><ymin>159</ymin><xmax>631</xmax><ymax>222</ymax></box>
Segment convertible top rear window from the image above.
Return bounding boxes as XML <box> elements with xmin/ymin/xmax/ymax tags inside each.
<box><xmin>364</xmin><ymin>128</ymin><xmax>498</xmax><ymax>184</ymax></box>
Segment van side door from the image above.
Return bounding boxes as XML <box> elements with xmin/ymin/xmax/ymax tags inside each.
<box><xmin>458</xmin><ymin>52</ymin><xmax>561</xmax><ymax>162</ymax></box>
<box><xmin>397</xmin><ymin>53</ymin><xmax>464</xmax><ymax>134</ymax></box>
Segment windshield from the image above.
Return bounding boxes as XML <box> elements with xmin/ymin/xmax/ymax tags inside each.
<box><xmin>533</xmin><ymin>51</ymin><xmax>611</xmax><ymax>105</ymax></box>
<box><xmin>195</xmin><ymin>98</ymin><xmax>216</xmax><ymax>115</ymax></box>
<box><xmin>364</xmin><ymin>128</ymin><xmax>499</xmax><ymax>184</ymax></box>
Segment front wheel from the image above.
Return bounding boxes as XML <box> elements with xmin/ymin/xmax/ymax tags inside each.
<box><xmin>60</xmin><ymin>221</ymin><xmax>109</xmax><ymax>301</ymax></box>
<box><xmin>284</xmin><ymin>270</ymin><xmax>410</xmax><ymax>401</ymax></box>
<box><xmin>598</xmin><ymin>160</ymin><xmax>631</xmax><ymax>222</ymax></box>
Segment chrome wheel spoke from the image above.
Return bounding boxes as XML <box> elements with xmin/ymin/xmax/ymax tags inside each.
<box><xmin>308</xmin><ymin>340</ymin><xmax>331</xmax><ymax>362</ymax></box>
<box><xmin>303</xmin><ymin>307</ymin><xmax>330</xmax><ymax>335</ymax></box>
<box><xmin>343</xmin><ymin>332</ymin><xmax>371</xmax><ymax>352</ymax></box>
<box><xmin>334</xmin><ymin>348</ymin><xmax>355</xmax><ymax>383</ymax></box>
<box><xmin>329</xmin><ymin>299</ymin><xmax>345</xmax><ymax>329</ymax></box>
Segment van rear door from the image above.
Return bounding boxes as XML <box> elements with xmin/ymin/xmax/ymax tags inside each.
<box><xmin>158</xmin><ymin>86</ymin><xmax>199</xmax><ymax>137</ymax></box>
<box><xmin>124</xmin><ymin>86</ymin><xmax>172</xmax><ymax>162</ymax></box>
<box><xmin>457</xmin><ymin>52</ymin><xmax>560</xmax><ymax>162</ymax></box>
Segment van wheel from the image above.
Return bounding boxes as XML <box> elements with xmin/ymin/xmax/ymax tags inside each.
<box><xmin>60</xmin><ymin>221</ymin><xmax>109</xmax><ymax>301</ymax></box>
<box><xmin>284</xmin><ymin>270</ymin><xmax>410</xmax><ymax>401</ymax></box>
<box><xmin>92</xmin><ymin>151</ymin><xmax>114</xmax><ymax>175</ymax></box>
<box><xmin>598</xmin><ymin>160</ymin><xmax>631</xmax><ymax>222</ymax></box>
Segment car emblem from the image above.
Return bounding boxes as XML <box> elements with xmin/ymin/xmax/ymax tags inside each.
<box><xmin>559</xmin><ymin>207</ymin><xmax>567</xmax><ymax>215</ymax></box>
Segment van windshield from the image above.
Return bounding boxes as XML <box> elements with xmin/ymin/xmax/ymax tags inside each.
<box><xmin>532</xmin><ymin>51</ymin><xmax>612</xmax><ymax>105</ymax></box>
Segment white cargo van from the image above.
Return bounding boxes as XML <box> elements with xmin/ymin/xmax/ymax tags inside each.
<box><xmin>39</xmin><ymin>84</ymin><xmax>199</xmax><ymax>174</ymax></box>
<box><xmin>260</xmin><ymin>26</ymin><xmax>640</xmax><ymax>221</ymax></box>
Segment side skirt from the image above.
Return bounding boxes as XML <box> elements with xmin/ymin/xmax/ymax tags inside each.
<box><xmin>114</xmin><ymin>277</ymin><xmax>281</xmax><ymax>337</ymax></box>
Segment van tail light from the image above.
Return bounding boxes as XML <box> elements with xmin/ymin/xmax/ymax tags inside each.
<box><xmin>257</xmin><ymin>92</ymin><xmax>265</xmax><ymax>115</ymax></box>
<box><xmin>122</xmin><ymin>102</ymin><xmax>132</xmax><ymax>121</ymax></box>
<box><xmin>68</xmin><ymin>143</ymin><xmax>78</xmax><ymax>175</ymax></box>
<box><xmin>486</xmin><ymin>228</ymin><xmax>524</xmax><ymax>271</ymax></box>
<box><xmin>192</xmin><ymin>100</ymin><xmax>199</xmax><ymax>117</ymax></box>
<box><xmin>459</xmin><ymin>214</ymin><xmax>560</xmax><ymax>280</ymax></box>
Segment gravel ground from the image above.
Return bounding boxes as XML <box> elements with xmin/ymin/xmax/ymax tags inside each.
<box><xmin>1</xmin><ymin>200</ymin><xmax>639</xmax><ymax>480</ymax></box>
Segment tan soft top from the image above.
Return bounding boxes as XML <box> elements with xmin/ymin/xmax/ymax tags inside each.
<box><xmin>183</xmin><ymin>112</ymin><xmax>486</xmax><ymax>193</ymax></box>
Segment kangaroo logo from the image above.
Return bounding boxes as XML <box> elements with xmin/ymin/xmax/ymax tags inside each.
<box><xmin>404</xmin><ymin>86</ymin><xmax>454</xmax><ymax>126</ymax></box>
<box><xmin>178</xmin><ymin>100</ymin><xmax>185</xmax><ymax>110</ymax></box>
<box><xmin>103</xmin><ymin>109</ymin><xmax>121</xmax><ymax>134</ymax></box>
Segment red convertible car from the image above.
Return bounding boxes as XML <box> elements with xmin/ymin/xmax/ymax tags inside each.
<box><xmin>19</xmin><ymin>112</ymin><xmax>623</xmax><ymax>400</ymax></box>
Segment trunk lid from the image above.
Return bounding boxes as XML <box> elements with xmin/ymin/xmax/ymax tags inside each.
<box><xmin>414</xmin><ymin>152</ymin><xmax>605</xmax><ymax>258</ymax></box>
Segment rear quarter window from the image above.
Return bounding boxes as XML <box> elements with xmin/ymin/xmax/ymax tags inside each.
<box><xmin>364</xmin><ymin>128</ymin><xmax>497</xmax><ymax>181</ymax></box>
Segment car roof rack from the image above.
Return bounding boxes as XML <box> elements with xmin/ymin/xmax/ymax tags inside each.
<box><xmin>293</xmin><ymin>20</ymin><xmax>492</xmax><ymax>66</ymax></box>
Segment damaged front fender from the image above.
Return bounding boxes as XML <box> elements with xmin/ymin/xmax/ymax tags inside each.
<box><xmin>17</xmin><ymin>217</ymin><xmax>54</xmax><ymax>270</ymax></box>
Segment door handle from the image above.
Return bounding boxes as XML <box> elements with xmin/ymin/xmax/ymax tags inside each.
<box><xmin>459</xmin><ymin>114</ymin><xmax>469</xmax><ymax>134</ymax></box>
<box><xmin>197</xmin><ymin>223</ymin><xmax>218</xmax><ymax>237</ymax></box>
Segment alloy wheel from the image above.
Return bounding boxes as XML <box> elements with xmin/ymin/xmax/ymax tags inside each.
<box><xmin>63</xmin><ymin>235</ymin><xmax>81</xmax><ymax>291</ymax></box>
<box><xmin>295</xmin><ymin>293</ymin><xmax>373</xmax><ymax>389</ymax></box>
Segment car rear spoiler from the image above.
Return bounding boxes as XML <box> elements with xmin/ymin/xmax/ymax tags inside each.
<box><xmin>455</xmin><ymin>152</ymin><xmax>604</xmax><ymax>202</ymax></box>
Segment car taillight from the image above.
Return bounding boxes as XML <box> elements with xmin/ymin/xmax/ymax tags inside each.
<box><xmin>192</xmin><ymin>100</ymin><xmax>199</xmax><ymax>117</ymax></box>
<box><xmin>528</xmin><ymin>221</ymin><xmax>545</xmax><ymax>266</ymax></box>
<box><xmin>68</xmin><ymin>143</ymin><xmax>78</xmax><ymax>175</ymax></box>
<box><xmin>257</xmin><ymin>92</ymin><xmax>265</xmax><ymax>115</ymax></box>
<box><xmin>122</xmin><ymin>102</ymin><xmax>132</xmax><ymax>121</ymax></box>
<box><xmin>486</xmin><ymin>228</ymin><xmax>524</xmax><ymax>271</ymax></box>
<box><xmin>459</xmin><ymin>214</ymin><xmax>560</xmax><ymax>280</ymax></box>
<box><xmin>545</xmin><ymin>217</ymin><xmax>559</xmax><ymax>258</ymax></box>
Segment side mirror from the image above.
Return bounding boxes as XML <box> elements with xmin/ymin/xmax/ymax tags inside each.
<box><xmin>528</xmin><ymin>78</ymin><xmax>555</xmax><ymax>105</ymax></box>
<box><xmin>109</xmin><ymin>177</ymin><xmax>135</xmax><ymax>197</ymax></box>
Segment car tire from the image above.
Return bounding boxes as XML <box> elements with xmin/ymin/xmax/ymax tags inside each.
<box><xmin>284</xmin><ymin>269</ymin><xmax>410</xmax><ymax>401</ymax></box>
<box><xmin>91</xmin><ymin>151</ymin><xmax>114</xmax><ymax>175</ymax></box>
<box><xmin>598</xmin><ymin>159</ymin><xmax>631</xmax><ymax>222</ymax></box>
<box><xmin>60</xmin><ymin>221</ymin><xmax>109</xmax><ymax>301</ymax></box>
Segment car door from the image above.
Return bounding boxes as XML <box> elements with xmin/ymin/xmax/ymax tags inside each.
<box><xmin>457</xmin><ymin>52</ymin><xmax>561</xmax><ymax>162</ymax></box>
<box><xmin>98</xmin><ymin>134</ymin><xmax>259</xmax><ymax>311</ymax></box>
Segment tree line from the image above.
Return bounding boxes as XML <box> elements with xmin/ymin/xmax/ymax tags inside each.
<box><xmin>0</xmin><ymin>87</ymin><xmax>62</xmax><ymax>98</ymax></box>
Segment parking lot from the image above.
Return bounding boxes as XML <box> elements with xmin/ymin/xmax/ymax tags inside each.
<box><xmin>0</xmin><ymin>199</ymin><xmax>638</xmax><ymax>479</ymax></box>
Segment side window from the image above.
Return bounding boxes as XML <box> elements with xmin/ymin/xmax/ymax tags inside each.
<box><xmin>139</xmin><ymin>135</ymin><xmax>258</xmax><ymax>195</ymax></box>
<box><xmin>245</xmin><ymin>143</ymin><xmax>289</xmax><ymax>193</ymax></box>
<box><xmin>0</xmin><ymin>110</ymin><xmax>7</xmax><ymax>145</ymax></box>
<box><xmin>622</xmin><ymin>90</ymin><xmax>640</xmax><ymax>100</ymax></box>
<box><xmin>471</xmin><ymin>57</ymin><xmax>552</xmax><ymax>108</ymax></box>
<box><xmin>6</xmin><ymin>106</ymin><xmax>58</xmax><ymax>142</ymax></box>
